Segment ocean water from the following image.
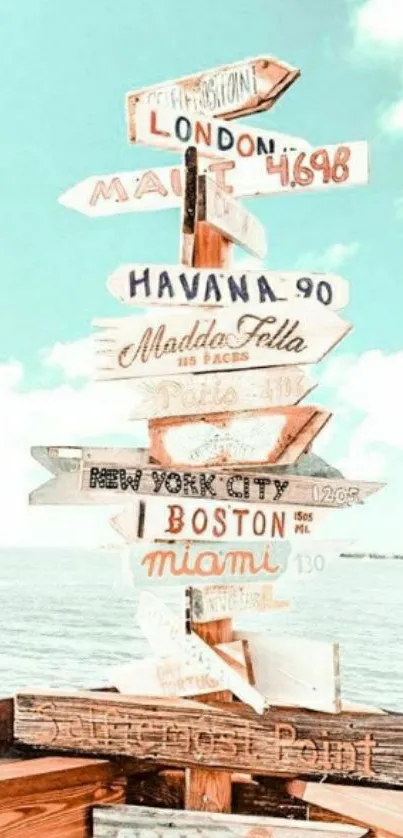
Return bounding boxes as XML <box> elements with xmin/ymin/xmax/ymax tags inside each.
<box><xmin>0</xmin><ymin>548</ymin><xmax>402</xmax><ymax>711</ymax></box>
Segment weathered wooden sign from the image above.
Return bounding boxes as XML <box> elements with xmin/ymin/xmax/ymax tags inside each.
<box><xmin>94</xmin><ymin>302</ymin><xmax>351</xmax><ymax>381</ymax></box>
<box><xmin>188</xmin><ymin>583</ymin><xmax>289</xmax><ymax>623</ymax></box>
<box><xmin>234</xmin><ymin>632</ymin><xmax>341</xmax><ymax>713</ymax></box>
<box><xmin>197</xmin><ymin>175</ymin><xmax>267</xmax><ymax>258</ymax></box>
<box><xmin>148</xmin><ymin>406</ymin><xmax>331</xmax><ymax>469</ymax></box>
<box><xmin>110</xmin><ymin>497</ymin><xmax>328</xmax><ymax>542</ymax></box>
<box><xmin>107</xmin><ymin>265</ymin><xmax>349</xmax><ymax>311</ymax></box>
<box><xmin>93</xmin><ymin>803</ymin><xmax>368</xmax><ymax>838</ymax></box>
<box><xmin>287</xmin><ymin>779</ymin><xmax>403</xmax><ymax>836</ymax></box>
<box><xmin>59</xmin><ymin>138</ymin><xmax>369</xmax><ymax>217</ymax></box>
<box><xmin>30</xmin><ymin>452</ymin><xmax>382</xmax><ymax>507</ymax></box>
<box><xmin>127</xmin><ymin>367</ymin><xmax>316</xmax><ymax>420</ymax></box>
<box><xmin>136</xmin><ymin>592</ymin><xmax>266</xmax><ymax>712</ymax></box>
<box><xmin>128</xmin><ymin>102</ymin><xmax>310</xmax><ymax>161</ymax></box>
<box><xmin>15</xmin><ymin>690</ymin><xmax>403</xmax><ymax>786</ymax></box>
<box><xmin>126</xmin><ymin>56</ymin><xmax>301</xmax><ymax>122</ymax></box>
<box><xmin>109</xmin><ymin>639</ymin><xmax>251</xmax><ymax>699</ymax></box>
<box><xmin>124</xmin><ymin>541</ymin><xmax>291</xmax><ymax>586</ymax></box>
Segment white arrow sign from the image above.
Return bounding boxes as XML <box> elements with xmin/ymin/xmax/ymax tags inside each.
<box><xmin>188</xmin><ymin>583</ymin><xmax>289</xmax><ymax>623</ymax></box>
<box><xmin>94</xmin><ymin>301</ymin><xmax>351</xmax><ymax>381</ymax></box>
<box><xmin>197</xmin><ymin>174</ymin><xmax>267</xmax><ymax>258</ymax></box>
<box><xmin>136</xmin><ymin>591</ymin><xmax>266</xmax><ymax>713</ymax></box>
<box><xmin>107</xmin><ymin>265</ymin><xmax>349</xmax><ymax>312</ymax></box>
<box><xmin>59</xmin><ymin>140</ymin><xmax>368</xmax><ymax>217</ymax></box>
<box><xmin>111</xmin><ymin>496</ymin><xmax>329</xmax><ymax>543</ymax></box>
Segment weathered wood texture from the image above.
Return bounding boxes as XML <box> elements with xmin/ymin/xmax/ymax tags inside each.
<box><xmin>288</xmin><ymin>781</ymin><xmax>403</xmax><ymax>837</ymax></box>
<box><xmin>198</xmin><ymin>174</ymin><xmax>267</xmax><ymax>258</ymax></box>
<box><xmin>126</xmin><ymin>366</ymin><xmax>316</xmax><ymax>419</ymax></box>
<box><xmin>0</xmin><ymin>756</ymin><xmax>126</xmax><ymax>837</ymax></box>
<box><xmin>189</xmin><ymin>584</ymin><xmax>289</xmax><ymax>623</ymax></box>
<box><xmin>94</xmin><ymin>302</ymin><xmax>352</xmax><ymax>381</ymax></box>
<box><xmin>126</xmin><ymin>55</ymin><xmax>300</xmax><ymax>121</ymax></box>
<box><xmin>93</xmin><ymin>803</ymin><xmax>369</xmax><ymax>837</ymax></box>
<box><xmin>148</xmin><ymin>406</ymin><xmax>331</xmax><ymax>469</ymax></box>
<box><xmin>107</xmin><ymin>265</ymin><xmax>349</xmax><ymax>312</ymax></box>
<box><xmin>0</xmin><ymin>700</ymin><xmax>13</xmax><ymax>753</ymax></box>
<box><xmin>14</xmin><ymin>692</ymin><xmax>403</xmax><ymax>786</ymax></box>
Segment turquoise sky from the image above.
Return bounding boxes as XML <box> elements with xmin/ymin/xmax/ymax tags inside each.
<box><xmin>1</xmin><ymin>0</ymin><xmax>402</xmax><ymax>549</ymax></box>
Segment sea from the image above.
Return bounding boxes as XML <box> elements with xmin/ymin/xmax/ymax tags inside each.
<box><xmin>0</xmin><ymin>548</ymin><xmax>402</xmax><ymax>711</ymax></box>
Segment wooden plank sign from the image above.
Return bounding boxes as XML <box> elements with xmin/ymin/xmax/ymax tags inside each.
<box><xmin>197</xmin><ymin>175</ymin><xmax>267</xmax><ymax>258</ymax></box>
<box><xmin>136</xmin><ymin>592</ymin><xmax>266</xmax><ymax>713</ymax></box>
<box><xmin>108</xmin><ymin>639</ymin><xmax>252</xmax><ymax>699</ymax></box>
<box><xmin>128</xmin><ymin>102</ymin><xmax>310</xmax><ymax>160</ymax></box>
<box><xmin>93</xmin><ymin>804</ymin><xmax>369</xmax><ymax>838</ymax></box>
<box><xmin>188</xmin><ymin>583</ymin><xmax>289</xmax><ymax>623</ymax></box>
<box><xmin>234</xmin><ymin>633</ymin><xmax>341</xmax><ymax>713</ymax></box>
<box><xmin>126</xmin><ymin>55</ymin><xmax>301</xmax><ymax>122</ymax></box>
<box><xmin>126</xmin><ymin>367</ymin><xmax>316</xmax><ymax>420</ymax></box>
<box><xmin>288</xmin><ymin>780</ymin><xmax>403</xmax><ymax>836</ymax></box>
<box><xmin>15</xmin><ymin>690</ymin><xmax>403</xmax><ymax>786</ymax></box>
<box><xmin>94</xmin><ymin>302</ymin><xmax>352</xmax><ymax>381</ymax></box>
<box><xmin>110</xmin><ymin>497</ymin><xmax>329</xmax><ymax>542</ymax></box>
<box><xmin>148</xmin><ymin>406</ymin><xmax>331</xmax><ymax>469</ymax></box>
<box><xmin>107</xmin><ymin>265</ymin><xmax>349</xmax><ymax>312</ymax></box>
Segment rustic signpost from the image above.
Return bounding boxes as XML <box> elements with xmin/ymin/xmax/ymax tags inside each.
<box><xmin>25</xmin><ymin>49</ymin><xmax>390</xmax><ymax>838</ymax></box>
<box><xmin>107</xmin><ymin>265</ymin><xmax>349</xmax><ymax>311</ymax></box>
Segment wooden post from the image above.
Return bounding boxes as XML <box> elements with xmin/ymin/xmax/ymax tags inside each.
<box><xmin>182</xmin><ymin>147</ymin><xmax>234</xmax><ymax>813</ymax></box>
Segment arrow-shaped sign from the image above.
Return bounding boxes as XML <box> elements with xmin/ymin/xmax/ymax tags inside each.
<box><xmin>197</xmin><ymin>174</ymin><xmax>267</xmax><ymax>258</ymax></box>
<box><xmin>126</xmin><ymin>55</ymin><xmax>300</xmax><ymax>122</ymax></box>
<box><xmin>107</xmin><ymin>265</ymin><xmax>349</xmax><ymax>312</ymax></box>
<box><xmin>94</xmin><ymin>301</ymin><xmax>352</xmax><ymax>381</ymax></box>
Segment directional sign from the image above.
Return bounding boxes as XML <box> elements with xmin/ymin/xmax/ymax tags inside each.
<box><xmin>126</xmin><ymin>55</ymin><xmax>300</xmax><ymax>122</ymax></box>
<box><xmin>126</xmin><ymin>367</ymin><xmax>316</xmax><ymax>420</ymax></box>
<box><xmin>110</xmin><ymin>496</ymin><xmax>329</xmax><ymax>543</ymax></box>
<box><xmin>107</xmin><ymin>265</ymin><xmax>349</xmax><ymax>311</ymax></box>
<box><xmin>93</xmin><ymin>804</ymin><xmax>367</xmax><ymax>838</ymax></box>
<box><xmin>197</xmin><ymin>175</ymin><xmax>267</xmax><ymax>258</ymax></box>
<box><xmin>188</xmin><ymin>583</ymin><xmax>289</xmax><ymax>623</ymax></box>
<box><xmin>234</xmin><ymin>632</ymin><xmax>341</xmax><ymax>713</ymax></box>
<box><xmin>59</xmin><ymin>141</ymin><xmax>368</xmax><ymax>217</ymax></box>
<box><xmin>109</xmin><ymin>639</ymin><xmax>251</xmax><ymax>699</ymax></box>
<box><xmin>136</xmin><ymin>592</ymin><xmax>266</xmax><ymax>713</ymax></box>
<box><xmin>94</xmin><ymin>301</ymin><xmax>351</xmax><ymax>381</ymax></box>
<box><xmin>128</xmin><ymin>102</ymin><xmax>310</xmax><ymax>162</ymax></box>
<box><xmin>148</xmin><ymin>406</ymin><xmax>331</xmax><ymax>469</ymax></box>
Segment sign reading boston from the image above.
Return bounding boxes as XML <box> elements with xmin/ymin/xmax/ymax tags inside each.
<box><xmin>94</xmin><ymin>302</ymin><xmax>351</xmax><ymax>380</ymax></box>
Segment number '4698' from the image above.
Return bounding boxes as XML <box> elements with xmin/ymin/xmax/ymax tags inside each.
<box><xmin>266</xmin><ymin>145</ymin><xmax>351</xmax><ymax>188</ymax></box>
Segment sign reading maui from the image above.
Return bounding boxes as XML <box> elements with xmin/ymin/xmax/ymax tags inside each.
<box><xmin>94</xmin><ymin>301</ymin><xmax>351</xmax><ymax>380</ymax></box>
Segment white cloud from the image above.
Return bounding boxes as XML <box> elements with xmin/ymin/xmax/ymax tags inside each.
<box><xmin>42</xmin><ymin>337</ymin><xmax>95</xmax><ymax>379</ymax></box>
<box><xmin>380</xmin><ymin>99</ymin><xmax>403</xmax><ymax>134</ymax></box>
<box><xmin>296</xmin><ymin>242</ymin><xmax>359</xmax><ymax>271</ymax></box>
<box><xmin>353</xmin><ymin>0</ymin><xmax>403</xmax><ymax>50</ymax></box>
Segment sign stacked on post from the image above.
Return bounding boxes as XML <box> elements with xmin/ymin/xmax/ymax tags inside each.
<box><xmin>27</xmin><ymin>53</ymin><xmax>391</xmax><ymax>835</ymax></box>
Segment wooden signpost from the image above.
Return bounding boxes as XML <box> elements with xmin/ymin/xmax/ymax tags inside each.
<box><xmin>148</xmin><ymin>406</ymin><xmax>331</xmax><ymax>468</ymax></box>
<box><xmin>188</xmin><ymin>583</ymin><xmax>289</xmax><ymax>623</ymax></box>
<box><xmin>126</xmin><ymin>55</ymin><xmax>301</xmax><ymax>121</ymax></box>
<box><xmin>94</xmin><ymin>302</ymin><xmax>352</xmax><ymax>381</ymax></box>
<box><xmin>107</xmin><ymin>265</ymin><xmax>349</xmax><ymax>311</ymax></box>
<box><xmin>110</xmin><ymin>496</ymin><xmax>329</xmax><ymax>543</ymax></box>
<box><xmin>197</xmin><ymin>175</ymin><xmax>267</xmax><ymax>258</ymax></box>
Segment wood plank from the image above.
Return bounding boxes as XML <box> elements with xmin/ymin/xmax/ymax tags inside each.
<box><xmin>108</xmin><ymin>639</ymin><xmax>251</xmax><ymax>698</ymax></box>
<box><xmin>107</xmin><ymin>265</ymin><xmax>349</xmax><ymax>312</ymax></box>
<box><xmin>0</xmin><ymin>700</ymin><xmax>13</xmax><ymax>753</ymax></box>
<box><xmin>288</xmin><ymin>781</ymin><xmax>403</xmax><ymax>837</ymax></box>
<box><xmin>0</xmin><ymin>755</ymin><xmax>123</xmax><ymax>798</ymax></box>
<box><xmin>148</xmin><ymin>406</ymin><xmax>331</xmax><ymax>469</ymax></box>
<box><xmin>136</xmin><ymin>592</ymin><xmax>265</xmax><ymax>713</ymax></box>
<box><xmin>110</xmin><ymin>496</ymin><xmax>329</xmax><ymax>543</ymax></box>
<box><xmin>180</xmin><ymin>146</ymin><xmax>198</xmax><ymax>266</ymax></box>
<box><xmin>59</xmin><ymin>141</ymin><xmax>368</xmax><ymax>217</ymax></box>
<box><xmin>94</xmin><ymin>302</ymin><xmax>351</xmax><ymax>381</ymax></box>
<box><xmin>233</xmin><ymin>633</ymin><xmax>340</xmax><ymax>713</ymax></box>
<box><xmin>189</xmin><ymin>584</ymin><xmax>289</xmax><ymax>623</ymax></box>
<box><xmin>126</xmin><ymin>55</ymin><xmax>300</xmax><ymax>122</ymax></box>
<box><xmin>126</xmin><ymin>367</ymin><xmax>317</xmax><ymax>420</ymax></box>
<box><xmin>128</xmin><ymin>102</ymin><xmax>310</xmax><ymax>160</ymax></box>
<box><xmin>198</xmin><ymin>174</ymin><xmax>267</xmax><ymax>258</ymax></box>
<box><xmin>94</xmin><ymin>804</ymin><xmax>368</xmax><ymax>837</ymax></box>
<box><xmin>15</xmin><ymin>690</ymin><xmax>403</xmax><ymax>785</ymax></box>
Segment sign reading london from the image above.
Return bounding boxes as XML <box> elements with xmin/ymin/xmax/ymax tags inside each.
<box><xmin>94</xmin><ymin>301</ymin><xmax>351</xmax><ymax>380</ymax></box>
<box><xmin>126</xmin><ymin>55</ymin><xmax>300</xmax><ymax>122</ymax></box>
